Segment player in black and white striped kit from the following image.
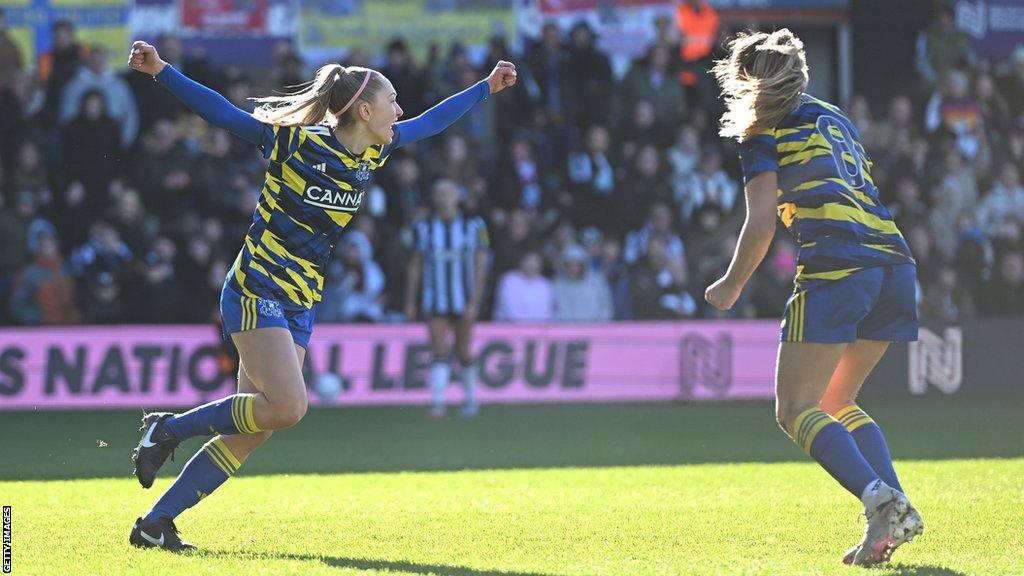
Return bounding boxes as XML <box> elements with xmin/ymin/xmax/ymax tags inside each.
<box><xmin>406</xmin><ymin>179</ymin><xmax>490</xmax><ymax>417</ymax></box>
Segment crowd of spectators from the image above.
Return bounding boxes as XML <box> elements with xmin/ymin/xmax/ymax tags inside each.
<box><xmin>0</xmin><ymin>4</ymin><xmax>1022</xmax><ymax>328</ymax></box>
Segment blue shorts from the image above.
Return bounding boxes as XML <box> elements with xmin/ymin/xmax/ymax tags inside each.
<box><xmin>220</xmin><ymin>282</ymin><xmax>317</xmax><ymax>349</ymax></box>
<box><xmin>781</xmin><ymin>264</ymin><xmax>918</xmax><ymax>343</ymax></box>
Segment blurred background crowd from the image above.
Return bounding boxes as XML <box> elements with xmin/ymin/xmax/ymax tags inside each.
<box><xmin>0</xmin><ymin>1</ymin><xmax>1022</xmax><ymax>328</ymax></box>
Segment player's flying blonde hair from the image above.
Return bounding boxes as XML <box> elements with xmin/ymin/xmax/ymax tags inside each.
<box><xmin>712</xmin><ymin>29</ymin><xmax>808</xmax><ymax>141</ymax></box>
<box><xmin>251</xmin><ymin>63</ymin><xmax>384</xmax><ymax>128</ymax></box>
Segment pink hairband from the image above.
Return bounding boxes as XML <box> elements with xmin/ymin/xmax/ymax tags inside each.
<box><xmin>336</xmin><ymin>70</ymin><xmax>372</xmax><ymax>117</ymax></box>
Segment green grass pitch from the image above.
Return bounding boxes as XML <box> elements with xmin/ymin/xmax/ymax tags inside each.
<box><xmin>2</xmin><ymin>393</ymin><xmax>1022</xmax><ymax>575</ymax></box>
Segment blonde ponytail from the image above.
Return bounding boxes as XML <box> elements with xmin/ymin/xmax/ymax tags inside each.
<box><xmin>712</xmin><ymin>29</ymin><xmax>809</xmax><ymax>141</ymax></box>
<box><xmin>251</xmin><ymin>63</ymin><xmax>383</xmax><ymax>128</ymax></box>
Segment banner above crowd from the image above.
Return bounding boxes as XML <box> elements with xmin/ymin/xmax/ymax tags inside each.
<box><xmin>299</xmin><ymin>0</ymin><xmax>515</xmax><ymax>64</ymax></box>
<box><xmin>955</xmin><ymin>0</ymin><xmax>1024</xmax><ymax>60</ymax></box>
<box><xmin>0</xmin><ymin>0</ymin><xmax>129</xmax><ymax>66</ymax></box>
<box><xmin>130</xmin><ymin>0</ymin><xmax>295</xmax><ymax>65</ymax></box>
<box><xmin>516</xmin><ymin>0</ymin><xmax>849</xmax><ymax>75</ymax></box>
<box><xmin>178</xmin><ymin>0</ymin><xmax>270</xmax><ymax>33</ymax></box>
<box><xmin>2</xmin><ymin>0</ymin><xmax>861</xmax><ymax>69</ymax></box>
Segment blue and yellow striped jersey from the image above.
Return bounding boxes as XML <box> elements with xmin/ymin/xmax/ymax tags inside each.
<box><xmin>150</xmin><ymin>63</ymin><xmax>490</xmax><ymax>310</ymax></box>
<box><xmin>739</xmin><ymin>94</ymin><xmax>914</xmax><ymax>284</ymax></box>
<box><xmin>227</xmin><ymin>124</ymin><xmax>393</xmax><ymax>309</ymax></box>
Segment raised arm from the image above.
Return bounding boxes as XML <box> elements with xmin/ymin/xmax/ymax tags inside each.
<box><xmin>391</xmin><ymin>61</ymin><xmax>516</xmax><ymax>150</ymax></box>
<box><xmin>128</xmin><ymin>41</ymin><xmax>262</xmax><ymax>145</ymax></box>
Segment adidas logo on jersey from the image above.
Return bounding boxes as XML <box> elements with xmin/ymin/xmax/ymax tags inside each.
<box><xmin>312</xmin><ymin>163</ymin><xmax>327</xmax><ymax>173</ymax></box>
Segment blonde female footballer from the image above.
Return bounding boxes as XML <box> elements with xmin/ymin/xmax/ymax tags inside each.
<box><xmin>704</xmin><ymin>29</ymin><xmax>923</xmax><ymax>566</ymax></box>
<box><xmin>126</xmin><ymin>40</ymin><xmax>516</xmax><ymax>551</ymax></box>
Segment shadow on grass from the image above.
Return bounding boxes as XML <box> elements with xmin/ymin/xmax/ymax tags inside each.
<box><xmin>873</xmin><ymin>565</ymin><xmax>969</xmax><ymax>576</ymax></box>
<box><xmin>194</xmin><ymin>549</ymin><xmax>558</xmax><ymax>576</ymax></box>
<box><xmin>2</xmin><ymin>395</ymin><xmax>1022</xmax><ymax>481</ymax></box>
<box><xmin>191</xmin><ymin>549</ymin><xmax>966</xmax><ymax>576</ymax></box>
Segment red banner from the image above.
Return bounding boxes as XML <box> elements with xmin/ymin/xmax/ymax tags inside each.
<box><xmin>180</xmin><ymin>0</ymin><xmax>268</xmax><ymax>33</ymax></box>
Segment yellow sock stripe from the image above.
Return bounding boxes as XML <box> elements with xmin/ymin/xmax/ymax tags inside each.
<box><xmin>833</xmin><ymin>404</ymin><xmax>875</xmax><ymax>432</ymax></box>
<box><xmin>241</xmin><ymin>395</ymin><xmax>256</xmax><ymax>434</ymax></box>
<box><xmin>209</xmin><ymin>438</ymin><xmax>241</xmax><ymax>473</ymax></box>
<box><xmin>229</xmin><ymin>393</ymin><xmax>240</xmax><ymax>430</ymax></box>
<box><xmin>788</xmin><ymin>406</ymin><xmax>818</xmax><ymax>440</ymax></box>
<box><xmin>844</xmin><ymin>415</ymin><xmax>874</xmax><ymax>432</ymax></box>
<box><xmin>243</xmin><ymin>394</ymin><xmax>260</xmax><ymax>433</ymax></box>
<box><xmin>802</xmin><ymin>414</ymin><xmax>833</xmax><ymax>454</ymax></box>
<box><xmin>203</xmin><ymin>442</ymin><xmax>235</xmax><ymax>476</ymax></box>
<box><xmin>205</xmin><ymin>442</ymin><xmax>236</xmax><ymax>475</ymax></box>
<box><xmin>831</xmin><ymin>404</ymin><xmax>859</xmax><ymax>421</ymax></box>
<box><xmin>231</xmin><ymin>396</ymin><xmax>252</xmax><ymax>434</ymax></box>
<box><xmin>792</xmin><ymin>408</ymin><xmax>834</xmax><ymax>454</ymax></box>
<box><xmin>205</xmin><ymin>451</ymin><xmax>233</xmax><ymax>476</ymax></box>
<box><xmin>797</xmin><ymin>412</ymin><xmax>829</xmax><ymax>449</ymax></box>
<box><xmin>837</xmin><ymin>409</ymin><xmax>868</xmax><ymax>427</ymax></box>
<box><xmin>213</xmin><ymin>439</ymin><xmax>241</xmax><ymax>471</ymax></box>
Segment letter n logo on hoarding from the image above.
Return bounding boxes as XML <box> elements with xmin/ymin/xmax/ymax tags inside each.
<box><xmin>679</xmin><ymin>334</ymin><xmax>733</xmax><ymax>398</ymax></box>
<box><xmin>908</xmin><ymin>327</ymin><xmax>962</xmax><ymax>395</ymax></box>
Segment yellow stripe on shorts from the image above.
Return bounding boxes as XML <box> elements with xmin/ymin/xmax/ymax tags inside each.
<box><xmin>242</xmin><ymin>298</ymin><xmax>250</xmax><ymax>331</ymax></box>
<box><xmin>787</xmin><ymin>292</ymin><xmax>805</xmax><ymax>342</ymax></box>
<box><xmin>247</xmin><ymin>298</ymin><xmax>258</xmax><ymax>331</ymax></box>
<box><xmin>796</xmin><ymin>292</ymin><xmax>805</xmax><ymax>342</ymax></box>
<box><xmin>239</xmin><ymin>297</ymin><xmax>248</xmax><ymax>331</ymax></box>
<box><xmin>785</xmin><ymin>297</ymin><xmax>794</xmax><ymax>341</ymax></box>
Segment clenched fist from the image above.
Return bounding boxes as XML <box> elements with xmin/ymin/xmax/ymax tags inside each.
<box><xmin>485</xmin><ymin>61</ymin><xmax>517</xmax><ymax>94</ymax></box>
<box><xmin>705</xmin><ymin>276</ymin><xmax>742</xmax><ymax>311</ymax></box>
<box><xmin>127</xmin><ymin>41</ymin><xmax>167</xmax><ymax>77</ymax></box>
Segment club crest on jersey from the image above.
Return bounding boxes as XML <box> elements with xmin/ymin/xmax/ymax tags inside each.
<box><xmin>257</xmin><ymin>298</ymin><xmax>284</xmax><ymax>318</ymax></box>
<box><xmin>355</xmin><ymin>160</ymin><xmax>371</xmax><ymax>182</ymax></box>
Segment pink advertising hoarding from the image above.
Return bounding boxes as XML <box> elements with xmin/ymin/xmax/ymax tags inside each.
<box><xmin>0</xmin><ymin>322</ymin><xmax>780</xmax><ymax>410</ymax></box>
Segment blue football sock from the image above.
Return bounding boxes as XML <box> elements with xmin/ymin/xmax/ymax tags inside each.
<box><xmin>788</xmin><ymin>407</ymin><xmax>880</xmax><ymax>498</ymax></box>
<box><xmin>833</xmin><ymin>404</ymin><xmax>903</xmax><ymax>492</ymax></box>
<box><xmin>144</xmin><ymin>438</ymin><xmax>241</xmax><ymax>522</ymax></box>
<box><xmin>163</xmin><ymin>393</ymin><xmax>261</xmax><ymax>441</ymax></box>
